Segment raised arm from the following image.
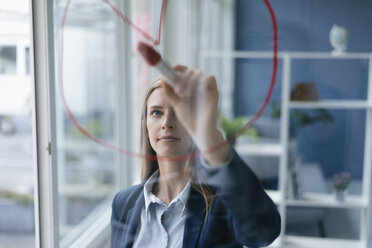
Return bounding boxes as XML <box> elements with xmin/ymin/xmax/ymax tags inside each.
<box><xmin>162</xmin><ymin>66</ymin><xmax>281</xmax><ymax>246</ymax></box>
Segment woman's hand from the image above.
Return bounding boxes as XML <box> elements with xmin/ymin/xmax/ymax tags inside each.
<box><xmin>162</xmin><ymin>65</ymin><xmax>231</xmax><ymax>166</ymax></box>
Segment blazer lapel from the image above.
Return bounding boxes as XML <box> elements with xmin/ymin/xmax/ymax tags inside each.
<box><xmin>121</xmin><ymin>191</ymin><xmax>145</xmax><ymax>248</ymax></box>
<box><xmin>182</xmin><ymin>187</ymin><xmax>206</xmax><ymax>248</ymax></box>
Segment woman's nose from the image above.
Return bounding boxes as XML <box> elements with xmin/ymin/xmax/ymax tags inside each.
<box><xmin>162</xmin><ymin>112</ymin><xmax>175</xmax><ymax>129</ymax></box>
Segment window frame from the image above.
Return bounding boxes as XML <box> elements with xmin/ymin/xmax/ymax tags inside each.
<box><xmin>31</xmin><ymin>0</ymin><xmax>59</xmax><ymax>247</ymax></box>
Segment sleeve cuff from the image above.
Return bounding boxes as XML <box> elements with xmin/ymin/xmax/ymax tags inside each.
<box><xmin>199</xmin><ymin>148</ymin><xmax>234</xmax><ymax>170</ymax></box>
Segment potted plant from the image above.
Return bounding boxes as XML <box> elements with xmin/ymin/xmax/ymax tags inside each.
<box><xmin>270</xmin><ymin>101</ymin><xmax>334</xmax><ymax>138</ymax></box>
<box><xmin>289</xmin><ymin>108</ymin><xmax>334</xmax><ymax>137</ymax></box>
<box><xmin>333</xmin><ymin>171</ymin><xmax>351</xmax><ymax>202</ymax></box>
<box><xmin>219</xmin><ymin>114</ymin><xmax>258</xmax><ymax>145</ymax></box>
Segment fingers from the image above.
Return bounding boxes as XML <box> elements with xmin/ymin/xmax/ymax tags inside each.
<box><xmin>172</xmin><ymin>65</ymin><xmax>202</xmax><ymax>98</ymax></box>
<box><xmin>203</xmin><ymin>75</ymin><xmax>218</xmax><ymax>92</ymax></box>
<box><xmin>185</xmin><ymin>70</ymin><xmax>202</xmax><ymax>97</ymax></box>
<box><xmin>175</xmin><ymin>69</ymin><xmax>193</xmax><ymax>96</ymax></box>
<box><xmin>162</xmin><ymin>81</ymin><xmax>179</xmax><ymax>106</ymax></box>
<box><xmin>174</xmin><ymin>69</ymin><xmax>204</xmax><ymax>98</ymax></box>
<box><xmin>173</xmin><ymin>64</ymin><xmax>188</xmax><ymax>73</ymax></box>
<box><xmin>166</xmin><ymin>66</ymin><xmax>218</xmax><ymax>104</ymax></box>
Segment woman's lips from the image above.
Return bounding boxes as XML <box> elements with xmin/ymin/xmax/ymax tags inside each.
<box><xmin>158</xmin><ymin>136</ymin><xmax>180</xmax><ymax>142</ymax></box>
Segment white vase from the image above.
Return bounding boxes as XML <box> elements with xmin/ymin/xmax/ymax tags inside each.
<box><xmin>329</xmin><ymin>24</ymin><xmax>349</xmax><ymax>55</ymax></box>
<box><xmin>334</xmin><ymin>188</ymin><xmax>347</xmax><ymax>202</ymax></box>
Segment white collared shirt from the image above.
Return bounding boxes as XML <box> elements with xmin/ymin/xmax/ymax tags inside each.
<box><xmin>132</xmin><ymin>170</ymin><xmax>191</xmax><ymax>248</ymax></box>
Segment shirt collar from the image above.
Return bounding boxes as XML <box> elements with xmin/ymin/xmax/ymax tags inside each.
<box><xmin>143</xmin><ymin>170</ymin><xmax>191</xmax><ymax>217</ymax></box>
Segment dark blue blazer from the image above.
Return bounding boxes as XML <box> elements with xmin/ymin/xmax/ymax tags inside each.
<box><xmin>110</xmin><ymin>149</ymin><xmax>281</xmax><ymax>248</ymax></box>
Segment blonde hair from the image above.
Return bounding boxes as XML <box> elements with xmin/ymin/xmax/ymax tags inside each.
<box><xmin>139</xmin><ymin>78</ymin><xmax>214</xmax><ymax>221</ymax></box>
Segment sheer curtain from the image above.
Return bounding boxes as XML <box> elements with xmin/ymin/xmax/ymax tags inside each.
<box><xmin>161</xmin><ymin>0</ymin><xmax>235</xmax><ymax>116</ymax></box>
<box><xmin>199</xmin><ymin>0</ymin><xmax>236</xmax><ymax>117</ymax></box>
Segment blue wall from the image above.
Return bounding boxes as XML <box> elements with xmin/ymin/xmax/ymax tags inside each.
<box><xmin>235</xmin><ymin>0</ymin><xmax>372</xmax><ymax>178</ymax></box>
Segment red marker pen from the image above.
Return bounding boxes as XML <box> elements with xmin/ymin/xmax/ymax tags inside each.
<box><xmin>137</xmin><ymin>42</ymin><xmax>179</xmax><ymax>88</ymax></box>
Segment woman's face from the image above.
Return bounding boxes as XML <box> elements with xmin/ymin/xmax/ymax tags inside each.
<box><xmin>146</xmin><ymin>87</ymin><xmax>194</xmax><ymax>157</ymax></box>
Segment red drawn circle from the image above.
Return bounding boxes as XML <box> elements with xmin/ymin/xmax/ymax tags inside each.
<box><xmin>59</xmin><ymin>0</ymin><xmax>278</xmax><ymax>162</ymax></box>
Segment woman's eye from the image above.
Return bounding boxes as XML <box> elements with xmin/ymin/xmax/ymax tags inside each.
<box><xmin>151</xmin><ymin>110</ymin><xmax>162</xmax><ymax>116</ymax></box>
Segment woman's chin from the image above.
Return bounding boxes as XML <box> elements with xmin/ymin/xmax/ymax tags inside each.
<box><xmin>156</xmin><ymin>148</ymin><xmax>191</xmax><ymax>159</ymax></box>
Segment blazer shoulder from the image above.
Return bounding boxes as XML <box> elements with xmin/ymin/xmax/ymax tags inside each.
<box><xmin>112</xmin><ymin>183</ymin><xmax>144</xmax><ymax>216</ymax></box>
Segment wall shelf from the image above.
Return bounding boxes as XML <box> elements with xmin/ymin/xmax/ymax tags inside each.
<box><xmin>286</xmin><ymin>193</ymin><xmax>368</xmax><ymax>208</ymax></box>
<box><xmin>289</xmin><ymin>100</ymin><xmax>372</xmax><ymax>109</ymax></box>
<box><xmin>236</xmin><ymin>143</ymin><xmax>283</xmax><ymax>156</ymax></box>
<box><xmin>284</xmin><ymin>236</ymin><xmax>365</xmax><ymax>248</ymax></box>
<box><xmin>200</xmin><ymin>51</ymin><xmax>372</xmax><ymax>60</ymax></box>
<box><xmin>202</xmin><ymin>51</ymin><xmax>372</xmax><ymax>247</ymax></box>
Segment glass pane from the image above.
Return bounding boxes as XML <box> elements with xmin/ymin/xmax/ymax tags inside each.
<box><xmin>0</xmin><ymin>1</ymin><xmax>35</xmax><ymax>248</ymax></box>
<box><xmin>50</xmin><ymin>0</ymin><xmax>372</xmax><ymax>247</ymax></box>
<box><xmin>53</xmin><ymin>0</ymin><xmax>117</xmax><ymax>244</ymax></box>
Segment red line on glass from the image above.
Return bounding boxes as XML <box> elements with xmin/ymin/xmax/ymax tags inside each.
<box><xmin>58</xmin><ymin>0</ymin><xmax>278</xmax><ymax>162</ymax></box>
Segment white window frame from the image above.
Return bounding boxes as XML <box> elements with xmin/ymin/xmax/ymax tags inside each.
<box><xmin>31</xmin><ymin>0</ymin><xmax>59</xmax><ymax>247</ymax></box>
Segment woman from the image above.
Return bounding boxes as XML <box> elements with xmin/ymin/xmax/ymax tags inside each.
<box><xmin>110</xmin><ymin>65</ymin><xmax>281</xmax><ymax>248</ymax></box>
